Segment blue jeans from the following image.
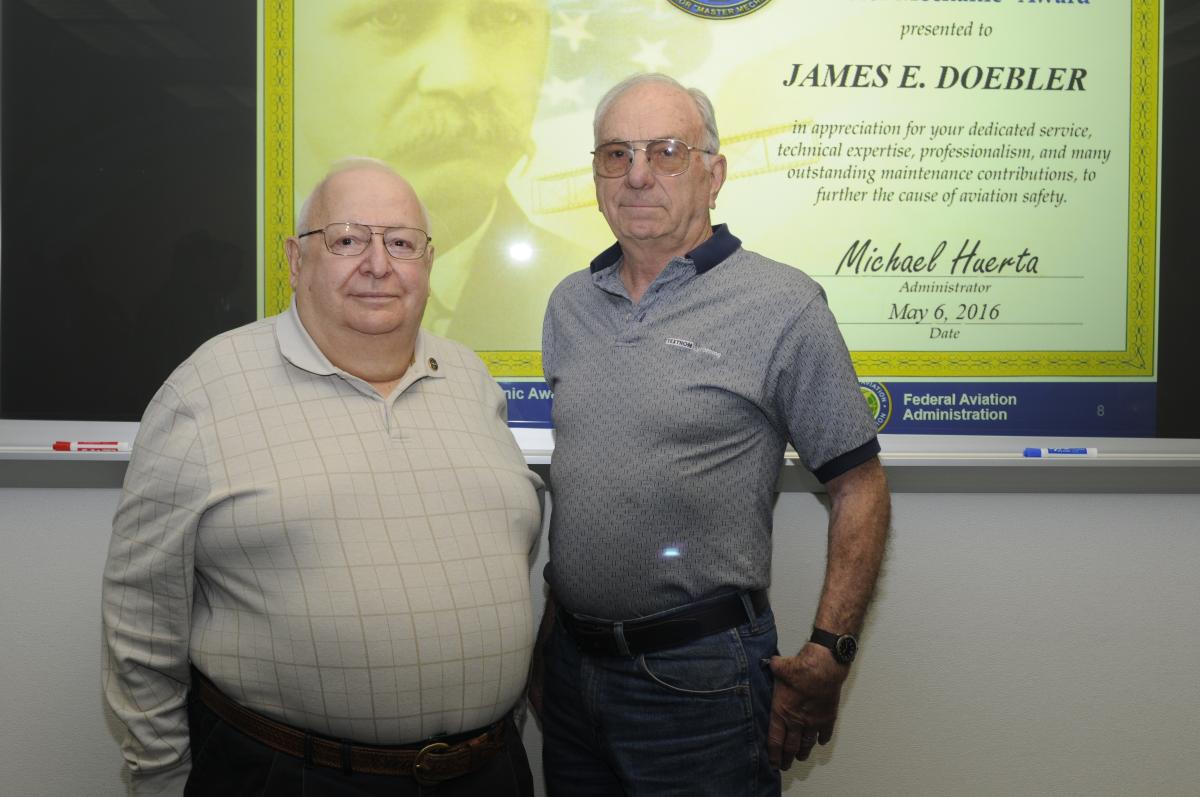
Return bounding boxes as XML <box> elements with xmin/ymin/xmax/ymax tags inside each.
<box><xmin>542</xmin><ymin>603</ymin><xmax>781</xmax><ymax>797</ymax></box>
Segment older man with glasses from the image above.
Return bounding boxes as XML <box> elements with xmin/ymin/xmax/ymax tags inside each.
<box><xmin>102</xmin><ymin>158</ymin><xmax>543</xmax><ymax>796</ymax></box>
<box><xmin>533</xmin><ymin>74</ymin><xmax>892</xmax><ymax>796</ymax></box>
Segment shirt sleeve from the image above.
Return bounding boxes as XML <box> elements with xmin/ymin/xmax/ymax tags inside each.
<box><xmin>102</xmin><ymin>380</ymin><xmax>210</xmax><ymax>794</ymax></box>
<box><xmin>768</xmin><ymin>290</ymin><xmax>880</xmax><ymax>481</ymax></box>
<box><xmin>541</xmin><ymin>288</ymin><xmax>559</xmax><ymax>386</ymax></box>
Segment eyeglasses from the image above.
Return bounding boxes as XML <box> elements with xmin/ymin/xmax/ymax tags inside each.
<box><xmin>298</xmin><ymin>223</ymin><xmax>432</xmax><ymax>259</ymax></box>
<box><xmin>591</xmin><ymin>138</ymin><xmax>715</xmax><ymax>178</ymax></box>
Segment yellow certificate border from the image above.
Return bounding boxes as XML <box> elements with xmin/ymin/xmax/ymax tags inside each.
<box><xmin>262</xmin><ymin>1</ymin><xmax>1157</xmax><ymax>379</ymax></box>
<box><xmin>851</xmin><ymin>1</ymin><xmax>1158</xmax><ymax>378</ymax></box>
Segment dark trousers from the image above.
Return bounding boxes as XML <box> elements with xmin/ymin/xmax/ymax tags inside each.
<box><xmin>185</xmin><ymin>690</ymin><xmax>534</xmax><ymax>797</ymax></box>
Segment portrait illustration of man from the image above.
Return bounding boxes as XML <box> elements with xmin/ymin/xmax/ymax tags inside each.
<box><xmin>294</xmin><ymin>1</ymin><xmax>590</xmax><ymax>352</ymax></box>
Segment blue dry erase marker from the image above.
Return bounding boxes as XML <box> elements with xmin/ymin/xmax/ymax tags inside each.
<box><xmin>1023</xmin><ymin>447</ymin><xmax>1098</xmax><ymax>458</ymax></box>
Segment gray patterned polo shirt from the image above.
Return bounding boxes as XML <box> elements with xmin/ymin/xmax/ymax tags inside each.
<box><xmin>543</xmin><ymin>225</ymin><xmax>879</xmax><ymax>619</ymax></box>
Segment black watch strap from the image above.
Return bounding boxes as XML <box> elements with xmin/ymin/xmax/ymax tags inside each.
<box><xmin>810</xmin><ymin>627</ymin><xmax>858</xmax><ymax>665</ymax></box>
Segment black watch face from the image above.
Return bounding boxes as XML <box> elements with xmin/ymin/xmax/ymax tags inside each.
<box><xmin>835</xmin><ymin>635</ymin><xmax>858</xmax><ymax>664</ymax></box>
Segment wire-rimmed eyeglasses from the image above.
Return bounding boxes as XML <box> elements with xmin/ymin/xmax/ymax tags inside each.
<box><xmin>591</xmin><ymin>138</ymin><xmax>715</xmax><ymax>178</ymax></box>
<box><xmin>298</xmin><ymin>222</ymin><xmax>432</xmax><ymax>259</ymax></box>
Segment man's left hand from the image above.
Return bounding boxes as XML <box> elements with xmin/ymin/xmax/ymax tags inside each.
<box><xmin>766</xmin><ymin>645</ymin><xmax>848</xmax><ymax>770</ymax></box>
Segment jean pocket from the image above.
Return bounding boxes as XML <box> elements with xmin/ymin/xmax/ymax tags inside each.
<box><xmin>742</xmin><ymin>606</ymin><xmax>779</xmax><ymax>646</ymax></box>
<box><xmin>637</xmin><ymin>629</ymin><xmax>747</xmax><ymax>696</ymax></box>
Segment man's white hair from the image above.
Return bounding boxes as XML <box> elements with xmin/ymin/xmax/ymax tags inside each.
<box><xmin>592</xmin><ymin>73</ymin><xmax>721</xmax><ymax>155</ymax></box>
<box><xmin>295</xmin><ymin>156</ymin><xmax>432</xmax><ymax>235</ymax></box>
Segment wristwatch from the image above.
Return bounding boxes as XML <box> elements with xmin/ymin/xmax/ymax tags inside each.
<box><xmin>810</xmin><ymin>627</ymin><xmax>858</xmax><ymax>665</ymax></box>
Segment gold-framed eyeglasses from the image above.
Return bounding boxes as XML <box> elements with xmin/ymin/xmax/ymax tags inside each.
<box><xmin>298</xmin><ymin>222</ymin><xmax>431</xmax><ymax>259</ymax></box>
<box><xmin>591</xmin><ymin>138</ymin><xmax>715</xmax><ymax>178</ymax></box>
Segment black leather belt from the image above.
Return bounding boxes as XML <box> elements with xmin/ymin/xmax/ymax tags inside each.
<box><xmin>559</xmin><ymin>589</ymin><xmax>769</xmax><ymax>657</ymax></box>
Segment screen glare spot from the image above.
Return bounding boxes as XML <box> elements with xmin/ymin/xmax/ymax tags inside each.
<box><xmin>508</xmin><ymin>241</ymin><xmax>534</xmax><ymax>263</ymax></box>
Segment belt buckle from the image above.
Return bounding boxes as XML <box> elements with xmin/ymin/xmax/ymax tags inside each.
<box><xmin>412</xmin><ymin>741</ymin><xmax>451</xmax><ymax>785</ymax></box>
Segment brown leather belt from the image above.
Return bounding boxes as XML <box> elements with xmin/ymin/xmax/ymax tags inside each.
<box><xmin>190</xmin><ymin>668</ymin><xmax>506</xmax><ymax>784</ymax></box>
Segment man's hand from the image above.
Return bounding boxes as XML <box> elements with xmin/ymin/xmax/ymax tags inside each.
<box><xmin>767</xmin><ymin>644</ymin><xmax>848</xmax><ymax>769</ymax></box>
<box><xmin>764</xmin><ymin>456</ymin><xmax>889</xmax><ymax>769</ymax></box>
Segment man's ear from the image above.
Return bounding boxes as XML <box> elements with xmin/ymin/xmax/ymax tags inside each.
<box><xmin>426</xmin><ymin>245</ymin><xmax>436</xmax><ymax>270</ymax></box>
<box><xmin>285</xmin><ymin>237</ymin><xmax>302</xmax><ymax>289</ymax></box>
<box><xmin>708</xmin><ymin>154</ymin><xmax>728</xmax><ymax>209</ymax></box>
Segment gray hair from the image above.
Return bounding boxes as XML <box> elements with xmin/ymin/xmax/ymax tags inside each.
<box><xmin>592</xmin><ymin>73</ymin><xmax>720</xmax><ymax>154</ymax></box>
<box><xmin>296</xmin><ymin>156</ymin><xmax>431</xmax><ymax>235</ymax></box>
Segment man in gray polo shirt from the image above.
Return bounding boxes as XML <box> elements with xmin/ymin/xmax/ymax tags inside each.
<box><xmin>535</xmin><ymin>74</ymin><xmax>891</xmax><ymax>795</ymax></box>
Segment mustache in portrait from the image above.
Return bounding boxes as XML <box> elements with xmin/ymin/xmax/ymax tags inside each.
<box><xmin>373</xmin><ymin>89</ymin><xmax>532</xmax><ymax>167</ymax></box>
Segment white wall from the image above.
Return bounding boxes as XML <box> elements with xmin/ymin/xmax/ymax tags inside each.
<box><xmin>2</xmin><ymin>483</ymin><xmax>1199</xmax><ymax>796</ymax></box>
<box><xmin>1</xmin><ymin>488</ymin><xmax>130</xmax><ymax>796</ymax></box>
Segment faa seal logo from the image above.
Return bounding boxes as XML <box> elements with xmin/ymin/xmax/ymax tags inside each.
<box><xmin>666</xmin><ymin>0</ymin><xmax>774</xmax><ymax>20</ymax></box>
<box><xmin>859</xmin><ymin>382</ymin><xmax>892</xmax><ymax>432</ymax></box>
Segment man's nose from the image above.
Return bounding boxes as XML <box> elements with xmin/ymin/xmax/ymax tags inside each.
<box><xmin>412</xmin><ymin>9</ymin><xmax>491</xmax><ymax>94</ymax></box>
<box><xmin>359</xmin><ymin>236</ymin><xmax>392</xmax><ymax>277</ymax></box>
<box><xmin>625</xmin><ymin>149</ymin><xmax>656</xmax><ymax>189</ymax></box>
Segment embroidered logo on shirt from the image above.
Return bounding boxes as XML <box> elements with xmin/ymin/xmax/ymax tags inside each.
<box><xmin>664</xmin><ymin>338</ymin><xmax>721</xmax><ymax>359</ymax></box>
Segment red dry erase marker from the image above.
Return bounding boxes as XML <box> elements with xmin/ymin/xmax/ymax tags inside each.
<box><xmin>53</xmin><ymin>441</ymin><xmax>131</xmax><ymax>452</ymax></box>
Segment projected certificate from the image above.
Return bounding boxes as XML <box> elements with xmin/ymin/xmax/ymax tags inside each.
<box><xmin>263</xmin><ymin>1</ymin><xmax>1160</xmax><ymax>432</ymax></box>
<box><xmin>707</xmin><ymin>2</ymin><xmax>1156</xmax><ymax>379</ymax></box>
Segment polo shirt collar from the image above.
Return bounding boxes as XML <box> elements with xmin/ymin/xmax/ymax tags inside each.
<box><xmin>589</xmin><ymin>223</ymin><xmax>741</xmax><ymax>275</ymax></box>
<box><xmin>276</xmin><ymin>299</ymin><xmax>445</xmax><ymax>382</ymax></box>
<box><xmin>277</xmin><ymin>300</ymin><xmax>337</xmax><ymax>376</ymax></box>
